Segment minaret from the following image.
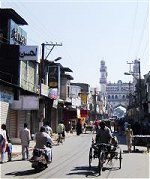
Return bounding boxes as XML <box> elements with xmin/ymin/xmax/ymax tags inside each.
<box><xmin>99</xmin><ymin>60</ymin><xmax>107</xmax><ymax>94</ymax></box>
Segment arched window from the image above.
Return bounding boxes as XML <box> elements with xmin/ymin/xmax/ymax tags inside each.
<box><xmin>115</xmin><ymin>95</ymin><xmax>118</xmax><ymax>99</ymax></box>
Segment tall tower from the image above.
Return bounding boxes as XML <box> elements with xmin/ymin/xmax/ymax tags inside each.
<box><xmin>99</xmin><ymin>60</ymin><xmax>107</xmax><ymax>94</ymax></box>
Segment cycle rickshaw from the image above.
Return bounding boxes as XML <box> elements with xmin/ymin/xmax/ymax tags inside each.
<box><xmin>89</xmin><ymin>138</ymin><xmax>122</xmax><ymax>175</ymax></box>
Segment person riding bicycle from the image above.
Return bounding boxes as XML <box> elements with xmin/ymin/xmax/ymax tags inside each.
<box><xmin>93</xmin><ymin>121</ymin><xmax>113</xmax><ymax>157</ymax></box>
<box><xmin>57</xmin><ymin>121</ymin><xmax>65</xmax><ymax>140</ymax></box>
<box><xmin>95</xmin><ymin>121</ymin><xmax>113</xmax><ymax>144</ymax></box>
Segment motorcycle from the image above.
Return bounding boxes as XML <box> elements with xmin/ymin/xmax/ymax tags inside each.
<box><xmin>29</xmin><ymin>144</ymin><xmax>52</xmax><ymax>171</ymax></box>
<box><xmin>29</xmin><ymin>148</ymin><xmax>48</xmax><ymax>170</ymax></box>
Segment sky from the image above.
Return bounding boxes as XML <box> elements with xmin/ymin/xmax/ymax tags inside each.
<box><xmin>1</xmin><ymin>0</ymin><xmax>149</xmax><ymax>88</ymax></box>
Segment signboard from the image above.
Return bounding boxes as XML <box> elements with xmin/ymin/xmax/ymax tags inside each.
<box><xmin>10</xmin><ymin>95</ymin><xmax>39</xmax><ymax>110</ymax></box>
<box><xmin>40</xmin><ymin>83</ymin><xmax>48</xmax><ymax>97</ymax></box>
<box><xmin>8</xmin><ymin>19</ymin><xmax>27</xmax><ymax>45</ymax></box>
<box><xmin>48</xmin><ymin>88</ymin><xmax>58</xmax><ymax>99</ymax></box>
<box><xmin>0</xmin><ymin>90</ymin><xmax>13</xmax><ymax>103</ymax></box>
<box><xmin>19</xmin><ymin>46</ymin><xmax>38</xmax><ymax>61</ymax></box>
<box><xmin>80</xmin><ymin>93</ymin><xmax>87</xmax><ymax>104</ymax></box>
<box><xmin>48</xmin><ymin>66</ymin><xmax>59</xmax><ymax>88</ymax></box>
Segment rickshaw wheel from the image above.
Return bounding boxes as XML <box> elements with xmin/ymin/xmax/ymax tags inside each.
<box><xmin>119</xmin><ymin>149</ymin><xmax>122</xmax><ymax>169</ymax></box>
<box><xmin>89</xmin><ymin>147</ymin><xmax>93</xmax><ymax>168</ymax></box>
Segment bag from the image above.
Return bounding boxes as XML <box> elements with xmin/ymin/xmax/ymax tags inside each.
<box><xmin>6</xmin><ymin>143</ymin><xmax>9</xmax><ymax>152</ymax></box>
<box><xmin>62</xmin><ymin>130</ymin><xmax>65</xmax><ymax>138</ymax></box>
<box><xmin>0</xmin><ymin>134</ymin><xmax>4</xmax><ymax>144</ymax></box>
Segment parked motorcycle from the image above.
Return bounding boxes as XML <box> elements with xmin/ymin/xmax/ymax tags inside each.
<box><xmin>29</xmin><ymin>148</ymin><xmax>50</xmax><ymax>170</ymax></box>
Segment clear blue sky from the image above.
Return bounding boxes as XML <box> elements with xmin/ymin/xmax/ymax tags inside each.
<box><xmin>1</xmin><ymin>0</ymin><xmax>149</xmax><ymax>88</ymax></box>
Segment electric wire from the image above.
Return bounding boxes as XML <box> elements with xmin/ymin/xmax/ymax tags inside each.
<box><xmin>127</xmin><ymin>1</ymin><xmax>138</xmax><ymax>59</ymax></box>
<box><xmin>1</xmin><ymin>0</ymin><xmax>65</xmax><ymax>58</ymax></box>
<box><xmin>2</xmin><ymin>0</ymin><xmax>60</xmax><ymax>45</ymax></box>
<box><xmin>135</xmin><ymin>4</ymin><xmax>149</xmax><ymax>58</ymax></box>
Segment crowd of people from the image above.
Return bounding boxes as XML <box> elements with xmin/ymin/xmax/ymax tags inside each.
<box><xmin>0</xmin><ymin>120</ymin><xmax>66</xmax><ymax>163</ymax></box>
<box><xmin>1</xmin><ymin>117</ymin><xmax>145</xmax><ymax>163</ymax></box>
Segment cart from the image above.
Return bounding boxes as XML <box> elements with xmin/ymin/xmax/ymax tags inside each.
<box><xmin>89</xmin><ymin>140</ymin><xmax>122</xmax><ymax>175</ymax></box>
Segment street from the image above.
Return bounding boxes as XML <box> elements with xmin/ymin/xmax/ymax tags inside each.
<box><xmin>1</xmin><ymin>132</ymin><xmax>150</xmax><ymax>178</ymax></box>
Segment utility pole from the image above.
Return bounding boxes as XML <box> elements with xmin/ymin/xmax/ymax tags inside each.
<box><xmin>137</xmin><ymin>60</ymin><xmax>142</xmax><ymax>123</ymax></box>
<box><xmin>40</xmin><ymin>42</ymin><xmax>62</xmax><ymax>83</ymax></box>
<box><xmin>93</xmin><ymin>88</ymin><xmax>97</xmax><ymax>120</ymax></box>
<box><xmin>125</xmin><ymin>59</ymin><xmax>142</xmax><ymax>123</ymax></box>
<box><xmin>39</xmin><ymin>42</ymin><xmax>62</xmax><ymax>129</ymax></box>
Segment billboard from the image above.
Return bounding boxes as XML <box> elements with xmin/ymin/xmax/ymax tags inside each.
<box><xmin>48</xmin><ymin>88</ymin><xmax>58</xmax><ymax>99</ymax></box>
<box><xmin>19</xmin><ymin>46</ymin><xmax>38</xmax><ymax>61</ymax></box>
<box><xmin>8</xmin><ymin>19</ymin><xmax>27</xmax><ymax>45</ymax></box>
<box><xmin>48</xmin><ymin>66</ymin><xmax>59</xmax><ymax>88</ymax></box>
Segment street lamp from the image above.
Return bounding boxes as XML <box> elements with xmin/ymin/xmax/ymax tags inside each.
<box><xmin>54</xmin><ymin>57</ymin><xmax>62</xmax><ymax>62</ymax></box>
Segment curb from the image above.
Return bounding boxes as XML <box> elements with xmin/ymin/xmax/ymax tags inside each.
<box><xmin>11</xmin><ymin>132</ymin><xmax>75</xmax><ymax>159</ymax></box>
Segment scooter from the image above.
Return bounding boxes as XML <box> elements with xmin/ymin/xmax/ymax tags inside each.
<box><xmin>29</xmin><ymin>148</ymin><xmax>49</xmax><ymax>170</ymax></box>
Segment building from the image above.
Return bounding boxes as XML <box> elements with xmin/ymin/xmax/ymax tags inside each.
<box><xmin>99</xmin><ymin>60</ymin><xmax>134</xmax><ymax>117</ymax></box>
<box><xmin>0</xmin><ymin>8</ymin><xmax>41</xmax><ymax>141</ymax></box>
<box><xmin>0</xmin><ymin>8</ymin><xmax>76</xmax><ymax>142</ymax></box>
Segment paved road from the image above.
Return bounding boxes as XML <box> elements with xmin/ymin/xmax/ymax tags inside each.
<box><xmin>1</xmin><ymin>132</ymin><xmax>149</xmax><ymax>178</ymax></box>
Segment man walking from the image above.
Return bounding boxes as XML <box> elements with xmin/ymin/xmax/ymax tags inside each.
<box><xmin>125</xmin><ymin>124</ymin><xmax>133</xmax><ymax>153</ymax></box>
<box><xmin>44</xmin><ymin>121</ymin><xmax>53</xmax><ymax>137</ymax></box>
<box><xmin>19</xmin><ymin>123</ymin><xmax>31</xmax><ymax>160</ymax></box>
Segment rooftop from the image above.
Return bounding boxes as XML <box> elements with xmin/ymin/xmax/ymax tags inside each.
<box><xmin>0</xmin><ymin>8</ymin><xmax>28</xmax><ymax>25</ymax></box>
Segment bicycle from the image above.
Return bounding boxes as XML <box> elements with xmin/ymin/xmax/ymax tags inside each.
<box><xmin>89</xmin><ymin>141</ymin><xmax>122</xmax><ymax>175</ymax></box>
<box><xmin>57</xmin><ymin>133</ymin><xmax>63</xmax><ymax>144</ymax></box>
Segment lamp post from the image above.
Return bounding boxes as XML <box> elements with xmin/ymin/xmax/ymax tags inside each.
<box><xmin>124</xmin><ymin>60</ymin><xmax>142</xmax><ymax>123</ymax></box>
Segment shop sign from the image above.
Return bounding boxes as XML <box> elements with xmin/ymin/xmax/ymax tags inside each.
<box><xmin>80</xmin><ymin>93</ymin><xmax>87</xmax><ymax>104</ymax></box>
<box><xmin>40</xmin><ymin>83</ymin><xmax>48</xmax><ymax>97</ymax></box>
<box><xmin>0</xmin><ymin>85</ymin><xmax>13</xmax><ymax>103</ymax></box>
<box><xmin>0</xmin><ymin>91</ymin><xmax>13</xmax><ymax>103</ymax></box>
<box><xmin>11</xmin><ymin>95</ymin><xmax>39</xmax><ymax>110</ymax></box>
<box><xmin>8</xmin><ymin>19</ymin><xmax>27</xmax><ymax>45</ymax></box>
<box><xmin>19</xmin><ymin>46</ymin><xmax>38</xmax><ymax>61</ymax></box>
<box><xmin>48</xmin><ymin>88</ymin><xmax>58</xmax><ymax>99</ymax></box>
<box><xmin>48</xmin><ymin>66</ymin><xmax>59</xmax><ymax>88</ymax></box>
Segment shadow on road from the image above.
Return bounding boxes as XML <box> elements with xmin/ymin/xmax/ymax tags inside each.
<box><xmin>5</xmin><ymin>168</ymin><xmax>43</xmax><ymax>176</ymax></box>
<box><xmin>67</xmin><ymin>165</ymin><xmax>121</xmax><ymax>178</ymax></box>
<box><xmin>67</xmin><ymin>166</ymin><xmax>98</xmax><ymax>178</ymax></box>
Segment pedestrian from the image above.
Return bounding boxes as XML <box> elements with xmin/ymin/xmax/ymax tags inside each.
<box><xmin>1</xmin><ymin>124</ymin><xmax>12</xmax><ymax>162</ymax></box>
<box><xmin>94</xmin><ymin>119</ymin><xmax>99</xmax><ymax>133</ymax></box>
<box><xmin>44</xmin><ymin>121</ymin><xmax>53</xmax><ymax>137</ymax></box>
<box><xmin>19</xmin><ymin>123</ymin><xmax>31</xmax><ymax>160</ymax></box>
<box><xmin>125</xmin><ymin>124</ymin><xmax>133</xmax><ymax>153</ymax></box>
<box><xmin>124</xmin><ymin>121</ymin><xmax>128</xmax><ymax>131</ymax></box>
<box><xmin>0</xmin><ymin>124</ymin><xmax>7</xmax><ymax>163</ymax></box>
<box><xmin>6</xmin><ymin>139</ymin><xmax>12</xmax><ymax>161</ymax></box>
<box><xmin>76</xmin><ymin>118</ymin><xmax>82</xmax><ymax>135</ymax></box>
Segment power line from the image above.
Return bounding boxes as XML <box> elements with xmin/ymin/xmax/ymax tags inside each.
<box><xmin>136</xmin><ymin>4</ymin><xmax>149</xmax><ymax>57</ymax></box>
<box><xmin>127</xmin><ymin>1</ymin><xmax>138</xmax><ymax>59</ymax></box>
<box><xmin>2</xmin><ymin>1</ymin><xmax>60</xmax><ymax>45</ymax></box>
